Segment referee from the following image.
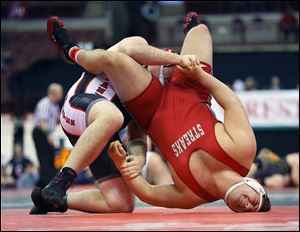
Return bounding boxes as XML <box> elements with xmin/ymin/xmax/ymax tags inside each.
<box><xmin>32</xmin><ymin>83</ymin><xmax>63</xmax><ymax>188</ymax></box>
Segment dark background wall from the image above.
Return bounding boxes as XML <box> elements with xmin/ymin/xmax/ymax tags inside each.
<box><xmin>213</xmin><ymin>51</ymin><xmax>299</xmax><ymax>89</ymax></box>
<box><xmin>254</xmin><ymin>128</ymin><xmax>299</xmax><ymax>156</ymax></box>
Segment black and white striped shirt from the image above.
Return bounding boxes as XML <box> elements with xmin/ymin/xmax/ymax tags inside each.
<box><xmin>33</xmin><ymin>97</ymin><xmax>60</xmax><ymax>133</ymax></box>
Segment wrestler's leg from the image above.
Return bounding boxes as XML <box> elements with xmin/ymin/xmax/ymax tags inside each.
<box><xmin>62</xmin><ymin>100</ymin><xmax>124</xmax><ymax>173</ymax></box>
<box><xmin>180</xmin><ymin>24</ymin><xmax>213</xmax><ymax>67</ymax></box>
<box><xmin>76</xmin><ymin>50</ymin><xmax>152</xmax><ymax>102</ymax></box>
<box><xmin>67</xmin><ymin>177</ymin><xmax>134</xmax><ymax>213</ymax></box>
<box><xmin>108</xmin><ymin>36</ymin><xmax>148</xmax><ymax>52</ymax></box>
<box><xmin>40</xmin><ymin>101</ymin><xmax>124</xmax><ymax>208</ymax></box>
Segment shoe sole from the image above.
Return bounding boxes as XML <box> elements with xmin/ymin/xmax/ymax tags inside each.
<box><xmin>184</xmin><ymin>11</ymin><xmax>200</xmax><ymax>35</ymax></box>
<box><xmin>47</xmin><ymin>16</ymin><xmax>74</xmax><ymax>64</ymax></box>
<box><xmin>47</xmin><ymin>16</ymin><xmax>65</xmax><ymax>53</ymax></box>
<box><xmin>30</xmin><ymin>187</ymin><xmax>50</xmax><ymax>214</ymax></box>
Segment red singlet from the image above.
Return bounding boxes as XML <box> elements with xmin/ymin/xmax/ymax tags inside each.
<box><xmin>125</xmin><ymin>62</ymin><xmax>249</xmax><ymax>201</ymax></box>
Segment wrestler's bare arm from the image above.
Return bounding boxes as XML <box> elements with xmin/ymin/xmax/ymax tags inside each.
<box><xmin>108</xmin><ymin>36</ymin><xmax>180</xmax><ymax>66</ymax></box>
<box><xmin>94</xmin><ymin>36</ymin><xmax>181</xmax><ymax>68</ymax></box>
<box><xmin>108</xmin><ymin>140</ymin><xmax>191</xmax><ymax>208</ymax></box>
<box><xmin>178</xmin><ymin>62</ymin><xmax>256</xmax><ymax>154</ymax></box>
<box><xmin>124</xmin><ymin>176</ymin><xmax>188</xmax><ymax>208</ymax></box>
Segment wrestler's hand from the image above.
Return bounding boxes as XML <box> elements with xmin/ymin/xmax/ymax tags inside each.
<box><xmin>120</xmin><ymin>155</ymin><xmax>143</xmax><ymax>179</ymax></box>
<box><xmin>178</xmin><ymin>55</ymin><xmax>200</xmax><ymax>69</ymax></box>
<box><xmin>177</xmin><ymin>55</ymin><xmax>204</xmax><ymax>80</ymax></box>
<box><xmin>108</xmin><ymin>141</ymin><xmax>142</xmax><ymax>179</ymax></box>
<box><xmin>108</xmin><ymin>140</ymin><xmax>127</xmax><ymax>168</ymax></box>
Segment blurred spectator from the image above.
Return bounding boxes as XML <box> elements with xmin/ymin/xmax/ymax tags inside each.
<box><xmin>32</xmin><ymin>83</ymin><xmax>64</xmax><ymax>188</ymax></box>
<box><xmin>278</xmin><ymin>6</ymin><xmax>299</xmax><ymax>43</ymax></box>
<box><xmin>1</xmin><ymin>154</ymin><xmax>16</xmax><ymax>188</ymax></box>
<box><xmin>244</xmin><ymin>76</ymin><xmax>258</xmax><ymax>90</ymax></box>
<box><xmin>253</xmin><ymin>15</ymin><xmax>264</xmax><ymax>30</ymax></box>
<box><xmin>1</xmin><ymin>50</ymin><xmax>12</xmax><ymax>71</ymax></box>
<box><xmin>252</xmin><ymin>15</ymin><xmax>266</xmax><ymax>41</ymax></box>
<box><xmin>248</xmin><ymin>148</ymin><xmax>299</xmax><ymax>188</ymax></box>
<box><xmin>232</xmin><ymin>16</ymin><xmax>246</xmax><ymax>44</ymax></box>
<box><xmin>16</xmin><ymin>163</ymin><xmax>39</xmax><ymax>189</ymax></box>
<box><xmin>269</xmin><ymin>75</ymin><xmax>282</xmax><ymax>90</ymax></box>
<box><xmin>2</xmin><ymin>143</ymin><xmax>37</xmax><ymax>188</ymax></box>
<box><xmin>7</xmin><ymin>1</ymin><xmax>26</xmax><ymax>19</ymax></box>
<box><xmin>7</xmin><ymin>143</ymin><xmax>32</xmax><ymax>180</ymax></box>
<box><xmin>1</xmin><ymin>34</ymin><xmax>13</xmax><ymax>71</ymax></box>
<box><xmin>232</xmin><ymin>78</ymin><xmax>245</xmax><ymax>91</ymax></box>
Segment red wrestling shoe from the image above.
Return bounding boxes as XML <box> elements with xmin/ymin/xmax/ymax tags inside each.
<box><xmin>183</xmin><ymin>11</ymin><xmax>201</xmax><ymax>35</ymax></box>
<box><xmin>47</xmin><ymin>16</ymin><xmax>79</xmax><ymax>64</ymax></box>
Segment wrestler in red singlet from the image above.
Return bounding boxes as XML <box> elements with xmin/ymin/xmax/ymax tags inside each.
<box><xmin>125</xmin><ymin>63</ymin><xmax>250</xmax><ymax>201</ymax></box>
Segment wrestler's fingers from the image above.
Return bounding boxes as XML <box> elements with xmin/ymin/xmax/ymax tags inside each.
<box><xmin>121</xmin><ymin>161</ymin><xmax>136</xmax><ymax>169</ymax></box>
<box><xmin>120</xmin><ymin>165</ymin><xmax>139</xmax><ymax>173</ymax></box>
<box><xmin>129</xmin><ymin>172</ymin><xmax>140</xmax><ymax>179</ymax></box>
<box><xmin>116</xmin><ymin>142</ymin><xmax>127</xmax><ymax>158</ymax></box>
<box><xmin>176</xmin><ymin>65</ymin><xmax>187</xmax><ymax>73</ymax></box>
<box><xmin>108</xmin><ymin>141</ymin><xmax>118</xmax><ymax>155</ymax></box>
<box><xmin>122</xmin><ymin>170</ymin><xmax>140</xmax><ymax>179</ymax></box>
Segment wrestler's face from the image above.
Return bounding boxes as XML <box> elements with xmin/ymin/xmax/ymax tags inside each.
<box><xmin>226</xmin><ymin>184</ymin><xmax>261</xmax><ymax>212</ymax></box>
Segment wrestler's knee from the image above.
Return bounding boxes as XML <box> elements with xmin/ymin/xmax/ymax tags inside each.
<box><xmin>187</xmin><ymin>24</ymin><xmax>210</xmax><ymax>37</ymax></box>
<box><xmin>99</xmin><ymin>103</ymin><xmax>124</xmax><ymax>130</ymax></box>
<box><xmin>120</xmin><ymin>36</ymin><xmax>148</xmax><ymax>47</ymax></box>
<box><xmin>99</xmin><ymin>51</ymin><xmax>127</xmax><ymax>70</ymax></box>
<box><xmin>107</xmin><ymin>196</ymin><xmax>135</xmax><ymax>213</ymax></box>
<box><xmin>118</xmin><ymin>36</ymin><xmax>148</xmax><ymax>55</ymax></box>
<box><xmin>89</xmin><ymin>101</ymin><xmax>124</xmax><ymax>130</ymax></box>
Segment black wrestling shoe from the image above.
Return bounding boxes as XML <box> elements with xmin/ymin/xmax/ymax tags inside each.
<box><xmin>47</xmin><ymin>16</ymin><xmax>78</xmax><ymax>64</ymax></box>
<box><xmin>30</xmin><ymin>187</ymin><xmax>67</xmax><ymax>214</ymax></box>
<box><xmin>41</xmin><ymin>167</ymin><xmax>77</xmax><ymax>209</ymax></box>
<box><xmin>183</xmin><ymin>11</ymin><xmax>201</xmax><ymax>35</ymax></box>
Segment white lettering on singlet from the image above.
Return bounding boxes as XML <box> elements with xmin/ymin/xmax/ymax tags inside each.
<box><xmin>171</xmin><ymin>123</ymin><xmax>205</xmax><ymax>157</ymax></box>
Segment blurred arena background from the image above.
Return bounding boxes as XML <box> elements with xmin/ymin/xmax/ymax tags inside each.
<box><xmin>1</xmin><ymin>1</ymin><xmax>299</xmax><ymax>189</ymax></box>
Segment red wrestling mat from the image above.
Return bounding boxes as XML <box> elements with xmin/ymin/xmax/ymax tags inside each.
<box><xmin>1</xmin><ymin>206</ymin><xmax>298</xmax><ymax>231</ymax></box>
